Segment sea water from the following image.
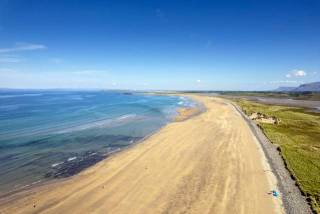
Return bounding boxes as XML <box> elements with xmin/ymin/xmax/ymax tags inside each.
<box><xmin>0</xmin><ymin>90</ymin><xmax>196</xmax><ymax>194</ymax></box>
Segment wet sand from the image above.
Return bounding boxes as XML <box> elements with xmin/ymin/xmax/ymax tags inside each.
<box><xmin>0</xmin><ymin>95</ymin><xmax>283</xmax><ymax>214</ymax></box>
<box><xmin>174</xmin><ymin>106</ymin><xmax>203</xmax><ymax>122</ymax></box>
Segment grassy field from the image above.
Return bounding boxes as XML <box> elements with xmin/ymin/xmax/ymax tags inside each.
<box><xmin>235</xmin><ymin>99</ymin><xmax>320</xmax><ymax>213</ymax></box>
<box><xmin>219</xmin><ymin>91</ymin><xmax>320</xmax><ymax>101</ymax></box>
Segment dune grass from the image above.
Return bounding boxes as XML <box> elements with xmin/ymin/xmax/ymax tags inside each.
<box><xmin>235</xmin><ymin>99</ymin><xmax>320</xmax><ymax>213</ymax></box>
<box><xmin>219</xmin><ymin>91</ymin><xmax>320</xmax><ymax>101</ymax></box>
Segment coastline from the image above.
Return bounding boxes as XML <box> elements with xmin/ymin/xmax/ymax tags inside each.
<box><xmin>230</xmin><ymin>102</ymin><xmax>312</xmax><ymax>214</ymax></box>
<box><xmin>0</xmin><ymin>95</ymin><xmax>202</xmax><ymax>199</ymax></box>
<box><xmin>0</xmin><ymin>95</ymin><xmax>284</xmax><ymax>213</ymax></box>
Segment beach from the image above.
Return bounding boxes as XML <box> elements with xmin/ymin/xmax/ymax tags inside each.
<box><xmin>0</xmin><ymin>95</ymin><xmax>283</xmax><ymax>214</ymax></box>
<box><xmin>0</xmin><ymin>91</ymin><xmax>192</xmax><ymax>193</ymax></box>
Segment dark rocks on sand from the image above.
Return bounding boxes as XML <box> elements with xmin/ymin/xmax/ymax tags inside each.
<box><xmin>45</xmin><ymin>151</ymin><xmax>106</xmax><ymax>178</ymax></box>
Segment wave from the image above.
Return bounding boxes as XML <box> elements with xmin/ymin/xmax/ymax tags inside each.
<box><xmin>45</xmin><ymin>152</ymin><xmax>106</xmax><ymax>178</ymax></box>
<box><xmin>51</xmin><ymin>162</ymin><xmax>64</xmax><ymax>167</ymax></box>
<box><xmin>69</xmin><ymin>95</ymin><xmax>83</xmax><ymax>100</ymax></box>
<box><xmin>178</xmin><ymin>96</ymin><xmax>198</xmax><ymax>108</ymax></box>
<box><xmin>0</xmin><ymin>92</ymin><xmax>199</xmax><ymax>193</ymax></box>
<box><xmin>56</xmin><ymin>114</ymin><xmax>139</xmax><ymax>134</ymax></box>
<box><xmin>177</xmin><ymin>96</ymin><xmax>189</xmax><ymax>106</ymax></box>
<box><xmin>67</xmin><ymin>157</ymin><xmax>77</xmax><ymax>161</ymax></box>
<box><xmin>0</xmin><ymin>104</ymin><xmax>21</xmax><ymax>111</ymax></box>
<box><xmin>0</xmin><ymin>93</ymin><xmax>43</xmax><ymax>99</ymax></box>
<box><xmin>117</xmin><ymin>114</ymin><xmax>136</xmax><ymax>120</ymax></box>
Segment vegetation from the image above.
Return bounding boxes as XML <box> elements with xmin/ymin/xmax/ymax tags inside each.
<box><xmin>220</xmin><ymin>91</ymin><xmax>320</xmax><ymax>101</ymax></box>
<box><xmin>235</xmin><ymin>99</ymin><xmax>320</xmax><ymax>213</ymax></box>
<box><xmin>180</xmin><ymin>91</ymin><xmax>320</xmax><ymax>101</ymax></box>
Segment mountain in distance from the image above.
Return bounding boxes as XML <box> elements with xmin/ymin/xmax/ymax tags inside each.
<box><xmin>274</xmin><ymin>82</ymin><xmax>320</xmax><ymax>92</ymax></box>
<box><xmin>274</xmin><ymin>86</ymin><xmax>296</xmax><ymax>92</ymax></box>
<box><xmin>293</xmin><ymin>82</ymin><xmax>320</xmax><ymax>92</ymax></box>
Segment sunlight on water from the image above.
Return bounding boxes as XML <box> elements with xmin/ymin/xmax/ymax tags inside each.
<box><xmin>0</xmin><ymin>90</ymin><xmax>195</xmax><ymax>194</ymax></box>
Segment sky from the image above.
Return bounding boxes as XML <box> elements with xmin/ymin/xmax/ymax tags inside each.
<box><xmin>0</xmin><ymin>0</ymin><xmax>319</xmax><ymax>90</ymax></box>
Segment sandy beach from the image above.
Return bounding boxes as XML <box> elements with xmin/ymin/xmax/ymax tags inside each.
<box><xmin>0</xmin><ymin>95</ymin><xmax>283</xmax><ymax>214</ymax></box>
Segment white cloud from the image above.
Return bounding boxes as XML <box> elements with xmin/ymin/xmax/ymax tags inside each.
<box><xmin>0</xmin><ymin>55</ymin><xmax>23</xmax><ymax>63</ymax></box>
<box><xmin>196</xmin><ymin>79</ymin><xmax>201</xmax><ymax>83</ymax></box>
<box><xmin>286</xmin><ymin>69</ymin><xmax>307</xmax><ymax>78</ymax></box>
<box><xmin>0</xmin><ymin>43</ymin><xmax>47</xmax><ymax>53</ymax></box>
<box><xmin>294</xmin><ymin>70</ymin><xmax>306</xmax><ymax>77</ymax></box>
<box><xmin>71</xmin><ymin>70</ymin><xmax>108</xmax><ymax>75</ymax></box>
<box><xmin>269</xmin><ymin>80</ymin><xmax>298</xmax><ymax>84</ymax></box>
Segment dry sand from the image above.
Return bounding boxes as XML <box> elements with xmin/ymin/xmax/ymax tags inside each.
<box><xmin>0</xmin><ymin>95</ymin><xmax>284</xmax><ymax>214</ymax></box>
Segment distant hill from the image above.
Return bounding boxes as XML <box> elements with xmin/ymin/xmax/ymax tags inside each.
<box><xmin>293</xmin><ymin>82</ymin><xmax>320</xmax><ymax>92</ymax></box>
<box><xmin>275</xmin><ymin>82</ymin><xmax>320</xmax><ymax>92</ymax></box>
<box><xmin>274</xmin><ymin>86</ymin><xmax>296</xmax><ymax>92</ymax></box>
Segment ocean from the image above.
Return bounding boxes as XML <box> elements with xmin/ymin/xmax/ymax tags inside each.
<box><xmin>0</xmin><ymin>90</ymin><xmax>196</xmax><ymax>194</ymax></box>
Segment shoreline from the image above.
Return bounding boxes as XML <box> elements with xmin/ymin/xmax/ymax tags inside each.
<box><xmin>230</xmin><ymin>102</ymin><xmax>312</xmax><ymax>214</ymax></box>
<box><xmin>0</xmin><ymin>95</ymin><xmax>203</xmax><ymax>200</ymax></box>
<box><xmin>0</xmin><ymin>95</ymin><xmax>285</xmax><ymax>213</ymax></box>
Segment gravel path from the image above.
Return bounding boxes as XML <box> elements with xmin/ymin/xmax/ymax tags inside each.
<box><xmin>231</xmin><ymin>103</ymin><xmax>312</xmax><ymax>214</ymax></box>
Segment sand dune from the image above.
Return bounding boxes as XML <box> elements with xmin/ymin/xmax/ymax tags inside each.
<box><xmin>0</xmin><ymin>95</ymin><xmax>283</xmax><ymax>214</ymax></box>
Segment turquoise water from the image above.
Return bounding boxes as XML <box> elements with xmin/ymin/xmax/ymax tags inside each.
<box><xmin>0</xmin><ymin>90</ymin><xmax>195</xmax><ymax>194</ymax></box>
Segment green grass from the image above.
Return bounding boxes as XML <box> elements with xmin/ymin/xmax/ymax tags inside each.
<box><xmin>235</xmin><ymin>99</ymin><xmax>320</xmax><ymax>213</ymax></box>
<box><xmin>220</xmin><ymin>91</ymin><xmax>320</xmax><ymax>101</ymax></box>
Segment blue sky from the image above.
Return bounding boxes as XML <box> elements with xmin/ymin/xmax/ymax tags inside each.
<box><xmin>0</xmin><ymin>0</ymin><xmax>319</xmax><ymax>90</ymax></box>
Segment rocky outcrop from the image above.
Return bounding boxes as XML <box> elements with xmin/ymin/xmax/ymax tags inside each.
<box><xmin>249</xmin><ymin>112</ymin><xmax>280</xmax><ymax>124</ymax></box>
